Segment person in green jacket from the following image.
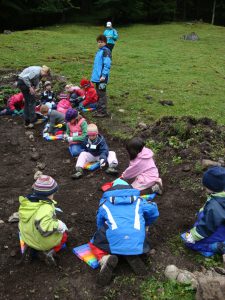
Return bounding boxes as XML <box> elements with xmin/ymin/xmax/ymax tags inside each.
<box><xmin>19</xmin><ymin>175</ymin><xmax>68</xmax><ymax>264</ymax></box>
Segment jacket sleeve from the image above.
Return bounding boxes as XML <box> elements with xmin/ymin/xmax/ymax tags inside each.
<box><xmin>102</xmin><ymin>50</ymin><xmax>111</xmax><ymax>78</ymax></box>
<box><xmin>96</xmin><ymin>206</ymin><xmax>106</xmax><ymax>230</ymax></box>
<box><xmin>71</xmin><ymin>120</ymin><xmax>87</xmax><ymax>142</ymax></box>
<box><xmin>48</xmin><ymin>114</ymin><xmax>55</xmax><ymax>134</ymax></box>
<box><xmin>122</xmin><ymin>159</ymin><xmax>142</xmax><ymax>179</ymax></box>
<box><xmin>8</xmin><ymin>96</ymin><xmax>16</xmax><ymax>110</ymax></box>
<box><xmin>113</xmin><ymin>29</ymin><xmax>118</xmax><ymax>41</ymax></box>
<box><xmin>99</xmin><ymin>137</ymin><xmax>109</xmax><ymax>161</ymax></box>
<box><xmin>190</xmin><ymin>200</ymin><xmax>225</xmax><ymax>241</ymax></box>
<box><xmin>34</xmin><ymin>204</ymin><xmax>59</xmax><ymax>237</ymax></box>
<box><xmin>142</xmin><ymin>200</ymin><xmax>159</xmax><ymax>226</ymax></box>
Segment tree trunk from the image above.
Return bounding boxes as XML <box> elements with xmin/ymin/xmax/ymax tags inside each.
<box><xmin>211</xmin><ymin>0</ymin><xmax>216</xmax><ymax>24</ymax></box>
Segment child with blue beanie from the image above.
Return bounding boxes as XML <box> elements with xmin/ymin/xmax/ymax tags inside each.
<box><xmin>182</xmin><ymin>166</ymin><xmax>225</xmax><ymax>257</ymax></box>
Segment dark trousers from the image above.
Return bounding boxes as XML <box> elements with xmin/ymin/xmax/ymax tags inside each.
<box><xmin>96</xmin><ymin>83</ymin><xmax>108</xmax><ymax>114</ymax></box>
<box><xmin>107</xmin><ymin>44</ymin><xmax>114</xmax><ymax>52</ymax></box>
<box><xmin>17</xmin><ymin>79</ymin><xmax>36</xmax><ymax>124</ymax></box>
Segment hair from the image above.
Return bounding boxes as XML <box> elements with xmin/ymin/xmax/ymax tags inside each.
<box><xmin>126</xmin><ymin>137</ymin><xmax>145</xmax><ymax>160</ymax></box>
<box><xmin>96</xmin><ymin>34</ymin><xmax>107</xmax><ymax>44</ymax></box>
<box><xmin>41</xmin><ymin>65</ymin><xmax>50</xmax><ymax>75</ymax></box>
<box><xmin>40</xmin><ymin>105</ymin><xmax>49</xmax><ymax>114</ymax></box>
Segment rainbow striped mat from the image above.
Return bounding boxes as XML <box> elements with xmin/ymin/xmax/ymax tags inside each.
<box><xmin>81</xmin><ymin>107</ymin><xmax>96</xmax><ymax>112</ymax></box>
<box><xmin>84</xmin><ymin>161</ymin><xmax>100</xmax><ymax>171</ymax></box>
<box><xmin>73</xmin><ymin>243</ymin><xmax>99</xmax><ymax>269</ymax></box>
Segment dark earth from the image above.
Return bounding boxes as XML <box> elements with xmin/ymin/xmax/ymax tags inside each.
<box><xmin>1</xmin><ymin>71</ymin><xmax>225</xmax><ymax>299</ymax></box>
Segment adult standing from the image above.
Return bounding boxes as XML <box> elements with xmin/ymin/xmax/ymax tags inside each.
<box><xmin>91</xmin><ymin>35</ymin><xmax>111</xmax><ymax>118</ymax></box>
<box><xmin>103</xmin><ymin>21</ymin><xmax>118</xmax><ymax>52</ymax></box>
<box><xmin>17</xmin><ymin>65</ymin><xmax>50</xmax><ymax>128</ymax></box>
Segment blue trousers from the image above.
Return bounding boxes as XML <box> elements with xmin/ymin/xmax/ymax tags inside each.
<box><xmin>69</xmin><ymin>144</ymin><xmax>84</xmax><ymax>157</ymax></box>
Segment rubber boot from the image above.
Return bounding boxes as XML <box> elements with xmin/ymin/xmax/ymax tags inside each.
<box><xmin>71</xmin><ymin>167</ymin><xmax>83</xmax><ymax>179</ymax></box>
<box><xmin>125</xmin><ymin>255</ymin><xmax>147</xmax><ymax>276</ymax></box>
<box><xmin>105</xmin><ymin>164</ymin><xmax>118</xmax><ymax>175</ymax></box>
<box><xmin>96</xmin><ymin>254</ymin><xmax>118</xmax><ymax>286</ymax></box>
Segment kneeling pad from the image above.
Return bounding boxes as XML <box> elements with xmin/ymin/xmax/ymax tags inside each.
<box><xmin>73</xmin><ymin>243</ymin><xmax>99</xmax><ymax>269</ymax></box>
<box><xmin>84</xmin><ymin>161</ymin><xmax>100</xmax><ymax>171</ymax></box>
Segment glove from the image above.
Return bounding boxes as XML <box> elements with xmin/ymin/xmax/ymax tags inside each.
<box><xmin>99</xmin><ymin>83</ymin><xmax>106</xmax><ymax>90</ymax></box>
<box><xmin>57</xmin><ymin>220</ymin><xmax>68</xmax><ymax>233</ymax></box>
<box><xmin>78</xmin><ymin>103</ymin><xmax>84</xmax><ymax>110</ymax></box>
<box><xmin>18</xmin><ymin>109</ymin><xmax>24</xmax><ymax>114</ymax></box>
<box><xmin>100</xmin><ymin>159</ymin><xmax>106</xmax><ymax>168</ymax></box>
<box><xmin>77</xmin><ymin>96</ymin><xmax>84</xmax><ymax>102</ymax></box>
<box><xmin>183</xmin><ymin>232</ymin><xmax>195</xmax><ymax>244</ymax></box>
<box><xmin>13</xmin><ymin>110</ymin><xmax>19</xmax><ymax>115</ymax></box>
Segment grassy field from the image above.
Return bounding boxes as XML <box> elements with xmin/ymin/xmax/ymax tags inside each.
<box><xmin>0</xmin><ymin>22</ymin><xmax>225</xmax><ymax>132</ymax></box>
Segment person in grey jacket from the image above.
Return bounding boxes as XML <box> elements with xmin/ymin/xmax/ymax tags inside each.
<box><xmin>40</xmin><ymin>105</ymin><xmax>65</xmax><ymax>134</ymax></box>
<box><xmin>17</xmin><ymin>65</ymin><xmax>50</xmax><ymax>128</ymax></box>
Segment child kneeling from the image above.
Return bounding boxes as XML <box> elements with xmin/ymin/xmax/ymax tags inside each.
<box><xmin>182</xmin><ymin>166</ymin><xmax>225</xmax><ymax>257</ymax></box>
<box><xmin>19</xmin><ymin>175</ymin><xmax>68</xmax><ymax>264</ymax></box>
<box><xmin>72</xmin><ymin>123</ymin><xmax>118</xmax><ymax>179</ymax></box>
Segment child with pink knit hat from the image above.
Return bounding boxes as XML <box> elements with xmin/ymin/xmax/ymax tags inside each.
<box><xmin>72</xmin><ymin>123</ymin><xmax>118</xmax><ymax>178</ymax></box>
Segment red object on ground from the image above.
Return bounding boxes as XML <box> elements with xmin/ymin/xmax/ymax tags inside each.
<box><xmin>101</xmin><ymin>181</ymin><xmax>113</xmax><ymax>192</ymax></box>
<box><xmin>88</xmin><ymin>242</ymin><xmax>108</xmax><ymax>261</ymax></box>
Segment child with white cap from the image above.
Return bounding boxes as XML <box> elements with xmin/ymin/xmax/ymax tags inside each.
<box><xmin>72</xmin><ymin>123</ymin><xmax>118</xmax><ymax>178</ymax></box>
<box><xmin>19</xmin><ymin>175</ymin><xmax>68</xmax><ymax>265</ymax></box>
<box><xmin>103</xmin><ymin>21</ymin><xmax>119</xmax><ymax>52</ymax></box>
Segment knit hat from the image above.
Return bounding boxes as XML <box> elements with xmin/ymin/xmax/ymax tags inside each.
<box><xmin>87</xmin><ymin>123</ymin><xmax>98</xmax><ymax>136</ymax></box>
<box><xmin>33</xmin><ymin>175</ymin><xmax>58</xmax><ymax>196</ymax></box>
<box><xmin>65</xmin><ymin>108</ymin><xmax>78</xmax><ymax>122</ymax></box>
<box><xmin>202</xmin><ymin>166</ymin><xmax>225</xmax><ymax>192</ymax></box>
<box><xmin>80</xmin><ymin>78</ymin><xmax>90</xmax><ymax>88</ymax></box>
<box><xmin>44</xmin><ymin>81</ymin><xmax>51</xmax><ymax>87</ymax></box>
<box><xmin>106</xmin><ymin>21</ymin><xmax>112</xmax><ymax>27</ymax></box>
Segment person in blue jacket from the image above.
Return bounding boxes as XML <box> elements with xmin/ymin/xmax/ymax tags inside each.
<box><xmin>91</xmin><ymin>34</ymin><xmax>112</xmax><ymax>118</ymax></box>
<box><xmin>89</xmin><ymin>178</ymin><xmax>159</xmax><ymax>286</ymax></box>
<box><xmin>182</xmin><ymin>166</ymin><xmax>225</xmax><ymax>257</ymax></box>
<box><xmin>103</xmin><ymin>21</ymin><xmax>119</xmax><ymax>52</ymax></box>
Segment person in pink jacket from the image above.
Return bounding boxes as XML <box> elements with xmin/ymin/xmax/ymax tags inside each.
<box><xmin>121</xmin><ymin>137</ymin><xmax>163</xmax><ymax>194</ymax></box>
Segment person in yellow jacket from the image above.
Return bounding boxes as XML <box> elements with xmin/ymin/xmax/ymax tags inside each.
<box><xmin>19</xmin><ymin>175</ymin><xmax>68</xmax><ymax>264</ymax></box>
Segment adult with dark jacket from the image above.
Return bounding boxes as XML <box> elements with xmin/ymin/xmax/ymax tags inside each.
<box><xmin>17</xmin><ymin>65</ymin><xmax>50</xmax><ymax>128</ymax></box>
<box><xmin>89</xmin><ymin>178</ymin><xmax>159</xmax><ymax>286</ymax></box>
<box><xmin>91</xmin><ymin>35</ymin><xmax>111</xmax><ymax>118</ymax></box>
<box><xmin>182</xmin><ymin>166</ymin><xmax>225</xmax><ymax>257</ymax></box>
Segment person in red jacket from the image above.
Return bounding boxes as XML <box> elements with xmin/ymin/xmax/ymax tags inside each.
<box><xmin>0</xmin><ymin>92</ymin><xmax>24</xmax><ymax>116</ymax></box>
<box><xmin>78</xmin><ymin>78</ymin><xmax>98</xmax><ymax>110</ymax></box>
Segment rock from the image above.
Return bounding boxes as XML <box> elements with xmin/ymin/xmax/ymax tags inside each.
<box><xmin>10</xmin><ymin>250</ymin><xmax>17</xmax><ymax>257</ymax></box>
<box><xmin>214</xmin><ymin>267</ymin><xmax>225</xmax><ymax>276</ymax></box>
<box><xmin>201</xmin><ymin>159</ymin><xmax>221</xmax><ymax>169</ymax></box>
<box><xmin>0</xmin><ymin>220</ymin><xmax>4</xmax><ymax>224</ymax></box>
<box><xmin>30</xmin><ymin>152</ymin><xmax>40</xmax><ymax>161</ymax></box>
<box><xmin>36</xmin><ymin>162</ymin><xmax>46</xmax><ymax>170</ymax></box>
<box><xmin>223</xmin><ymin>254</ymin><xmax>225</xmax><ymax>268</ymax></box>
<box><xmin>71</xmin><ymin>212</ymin><xmax>77</xmax><ymax>216</ymax></box>
<box><xmin>159</xmin><ymin>100</ymin><xmax>174</xmax><ymax>106</ymax></box>
<box><xmin>7</xmin><ymin>199</ymin><xmax>14</xmax><ymax>205</ymax></box>
<box><xmin>63</xmin><ymin>159</ymin><xmax>71</xmax><ymax>164</ymax></box>
<box><xmin>3</xmin><ymin>30</ymin><xmax>12</xmax><ymax>34</ymax></box>
<box><xmin>34</xmin><ymin>171</ymin><xmax>43</xmax><ymax>180</ymax></box>
<box><xmin>164</xmin><ymin>265</ymin><xmax>179</xmax><ymax>280</ymax></box>
<box><xmin>29</xmin><ymin>135</ymin><xmax>34</xmax><ymax>141</ymax></box>
<box><xmin>4</xmin><ymin>245</ymin><xmax>8</xmax><ymax>249</ymax></box>
<box><xmin>196</xmin><ymin>277</ymin><xmax>225</xmax><ymax>300</ymax></box>
<box><xmin>8</xmin><ymin>212</ymin><xmax>19</xmax><ymax>223</ymax></box>
<box><xmin>137</xmin><ymin>122</ymin><xmax>148</xmax><ymax>130</ymax></box>
<box><xmin>182</xmin><ymin>165</ymin><xmax>191</xmax><ymax>172</ymax></box>
<box><xmin>149</xmin><ymin>249</ymin><xmax>156</xmax><ymax>256</ymax></box>
<box><xmin>145</xmin><ymin>95</ymin><xmax>153</xmax><ymax>100</ymax></box>
<box><xmin>118</xmin><ymin>109</ymin><xmax>125</xmax><ymax>113</ymax></box>
<box><xmin>177</xmin><ymin>270</ymin><xmax>198</xmax><ymax>288</ymax></box>
<box><xmin>25</xmin><ymin>131</ymin><xmax>34</xmax><ymax>136</ymax></box>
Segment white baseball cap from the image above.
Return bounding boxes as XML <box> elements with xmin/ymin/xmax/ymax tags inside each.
<box><xmin>106</xmin><ymin>21</ymin><xmax>112</xmax><ymax>27</ymax></box>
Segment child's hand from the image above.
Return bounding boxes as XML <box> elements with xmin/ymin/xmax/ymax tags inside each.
<box><xmin>67</xmin><ymin>137</ymin><xmax>73</xmax><ymax>143</ymax></box>
<box><xmin>57</xmin><ymin>220</ymin><xmax>68</xmax><ymax>233</ymax></box>
<box><xmin>100</xmin><ymin>159</ymin><xmax>106</xmax><ymax>168</ymax></box>
<box><xmin>184</xmin><ymin>232</ymin><xmax>195</xmax><ymax>244</ymax></box>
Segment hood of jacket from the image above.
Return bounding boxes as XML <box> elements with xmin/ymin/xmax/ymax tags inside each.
<box><xmin>137</xmin><ymin>147</ymin><xmax>154</xmax><ymax>159</ymax></box>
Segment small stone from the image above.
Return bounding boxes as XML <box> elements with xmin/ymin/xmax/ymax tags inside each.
<box><xmin>145</xmin><ymin>95</ymin><xmax>153</xmax><ymax>100</ymax></box>
<box><xmin>164</xmin><ymin>265</ymin><xmax>179</xmax><ymax>280</ymax></box>
<box><xmin>63</xmin><ymin>159</ymin><xmax>71</xmax><ymax>164</ymax></box>
<box><xmin>25</xmin><ymin>131</ymin><xmax>33</xmax><ymax>136</ymax></box>
<box><xmin>36</xmin><ymin>162</ymin><xmax>46</xmax><ymax>170</ymax></box>
<box><xmin>159</xmin><ymin>100</ymin><xmax>174</xmax><ymax>106</ymax></box>
<box><xmin>149</xmin><ymin>249</ymin><xmax>156</xmax><ymax>256</ymax></box>
<box><xmin>182</xmin><ymin>165</ymin><xmax>191</xmax><ymax>172</ymax></box>
<box><xmin>177</xmin><ymin>270</ymin><xmax>197</xmax><ymax>288</ymax></box>
<box><xmin>30</xmin><ymin>152</ymin><xmax>40</xmax><ymax>161</ymax></box>
<box><xmin>32</xmin><ymin>148</ymin><xmax>37</xmax><ymax>152</ymax></box>
<box><xmin>34</xmin><ymin>171</ymin><xmax>43</xmax><ymax>180</ymax></box>
<box><xmin>118</xmin><ymin>109</ymin><xmax>125</xmax><ymax>113</ymax></box>
<box><xmin>4</xmin><ymin>245</ymin><xmax>8</xmax><ymax>249</ymax></box>
<box><xmin>0</xmin><ymin>220</ymin><xmax>4</xmax><ymax>224</ymax></box>
<box><xmin>7</xmin><ymin>199</ymin><xmax>14</xmax><ymax>205</ymax></box>
<box><xmin>201</xmin><ymin>159</ymin><xmax>221</xmax><ymax>169</ymax></box>
<box><xmin>137</xmin><ymin>122</ymin><xmax>148</xmax><ymax>130</ymax></box>
<box><xmin>29</xmin><ymin>289</ymin><xmax>35</xmax><ymax>294</ymax></box>
<box><xmin>29</xmin><ymin>135</ymin><xmax>34</xmax><ymax>141</ymax></box>
<box><xmin>8</xmin><ymin>212</ymin><xmax>19</xmax><ymax>223</ymax></box>
<box><xmin>71</xmin><ymin>212</ymin><xmax>77</xmax><ymax>216</ymax></box>
<box><xmin>10</xmin><ymin>250</ymin><xmax>17</xmax><ymax>257</ymax></box>
<box><xmin>54</xmin><ymin>295</ymin><xmax>59</xmax><ymax>299</ymax></box>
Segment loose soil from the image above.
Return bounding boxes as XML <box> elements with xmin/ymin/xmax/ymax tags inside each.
<box><xmin>1</xmin><ymin>72</ymin><xmax>225</xmax><ymax>300</ymax></box>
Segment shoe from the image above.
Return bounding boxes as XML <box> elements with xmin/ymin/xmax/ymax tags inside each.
<box><xmin>25</xmin><ymin>123</ymin><xmax>34</xmax><ymax>129</ymax></box>
<box><xmin>105</xmin><ymin>165</ymin><xmax>119</xmax><ymax>175</ymax></box>
<box><xmin>97</xmin><ymin>254</ymin><xmax>118</xmax><ymax>286</ymax></box>
<box><xmin>43</xmin><ymin>250</ymin><xmax>57</xmax><ymax>266</ymax></box>
<box><xmin>93</xmin><ymin>112</ymin><xmax>108</xmax><ymax>118</ymax></box>
<box><xmin>125</xmin><ymin>255</ymin><xmax>147</xmax><ymax>276</ymax></box>
<box><xmin>71</xmin><ymin>167</ymin><xmax>83</xmax><ymax>179</ymax></box>
<box><xmin>151</xmin><ymin>183</ymin><xmax>163</xmax><ymax>195</ymax></box>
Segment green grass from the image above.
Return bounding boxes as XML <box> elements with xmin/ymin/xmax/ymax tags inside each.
<box><xmin>0</xmin><ymin>22</ymin><xmax>225</xmax><ymax>134</ymax></box>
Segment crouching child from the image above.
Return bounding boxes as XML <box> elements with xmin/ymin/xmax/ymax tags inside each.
<box><xmin>19</xmin><ymin>175</ymin><xmax>68</xmax><ymax>265</ymax></box>
<box><xmin>89</xmin><ymin>178</ymin><xmax>159</xmax><ymax>286</ymax></box>
<box><xmin>182</xmin><ymin>166</ymin><xmax>225</xmax><ymax>257</ymax></box>
<box><xmin>72</xmin><ymin>123</ymin><xmax>118</xmax><ymax>179</ymax></box>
